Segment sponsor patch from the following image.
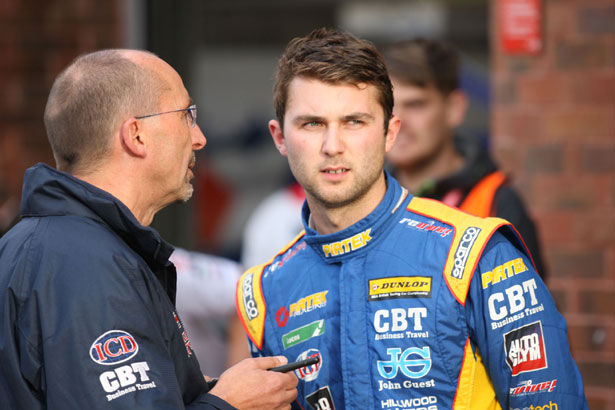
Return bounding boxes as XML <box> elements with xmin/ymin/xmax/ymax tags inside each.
<box><xmin>511</xmin><ymin>401</ymin><xmax>559</xmax><ymax>410</ymax></box>
<box><xmin>276</xmin><ymin>306</ymin><xmax>289</xmax><ymax>327</ymax></box>
<box><xmin>242</xmin><ymin>273</ymin><xmax>259</xmax><ymax>320</ymax></box>
<box><xmin>377</xmin><ymin>347</ymin><xmax>431</xmax><ymax>379</ymax></box>
<box><xmin>369</xmin><ymin>276</ymin><xmax>431</xmax><ymax>301</ymax></box>
<box><xmin>510</xmin><ymin>379</ymin><xmax>557</xmax><ymax>396</ymax></box>
<box><xmin>90</xmin><ymin>330</ymin><xmax>139</xmax><ymax>365</ymax></box>
<box><xmin>373</xmin><ymin>307</ymin><xmax>427</xmax><ymax>336</ymax></box>
<box><xmin>295</xmin><ymin>349</ymin><xmax>322</xmax><ymax>382</ymax></box>
<box><xmin>481</xmin><ymin>257</ymin><xmax>529</xmax><ymax>289</ymax></box>
<box><xmin>173</xmin><ymin>312</ymin><xmax>193</xmax><ymax>357</ymax></box>
<box><xmin>504</xmin><ymin>321</ymin><xmax>548</xmax><ymax>376</ymax></box>
<box><xmin>306</xmin><ymin>386</ymin><xmax>336</xmax><ymax>410</ymax></box>
<box><xmin>488</xmin><ymin>278</ymin><xmax>541</xmax><ymax>326</ymax></box>
<box><xmin>399</xmin><ymin>217</ymin><xmax>452</xmax><ymax>238</ymax></box>
<box><xmin>99</xmin><ymin>361</ymin><xmax>156</xmax><ymax>401</ymax></box>
<box><xmin>322</xmin><ymin>228</ymin><xmax>372</xmax><ymax>257</ymax></box>
<box><xmin>282</xmin><ymin>319</ymin><xmax>325</xmax><ymax>349</ymax></box>
<box><xmin>277</xmin><ymin>291</ymin><xmax>328</xmax><ymax>325</ymax></box>
<box><xmin>451</xmin><ymin>227</ymin><xmax>481</xmax><ymax>279</ymax></box>
<box><xmin>380</xmin><ymin>396</ymin><xmax>438</xmax><ymax>409</ymax></box>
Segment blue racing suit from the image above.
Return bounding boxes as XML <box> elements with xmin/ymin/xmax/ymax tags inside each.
<box><xmin>236</xmin><ymin>173</ymin><xmax>587</xmax><ymax>410</ymax></box>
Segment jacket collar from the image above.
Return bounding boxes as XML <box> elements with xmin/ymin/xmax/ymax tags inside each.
<box><xmin>20</xmin><ymin>163</ymin><xmax>175</xmax><ymax>270</ymax></box>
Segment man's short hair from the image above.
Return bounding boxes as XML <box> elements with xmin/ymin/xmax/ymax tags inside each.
<box><xmin>383</xmin><ymin>38</ymin><xmax>460</xmax><ymax>96</ymax></box>
<box><xmin>273</xmin><ymin>27</ymin><xmax>393</xmax><ymax>130</ymax></box>
<box><xmin>44</xmin><ymin>49</ymin><xmax>166</xmax><ymax>173</ymax></box>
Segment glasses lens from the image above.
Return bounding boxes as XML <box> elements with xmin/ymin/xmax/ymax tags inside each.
<box><xmin>188</xmin><ymin>105</ymin><xmax>197</xmax><ymax>127</ymax></box>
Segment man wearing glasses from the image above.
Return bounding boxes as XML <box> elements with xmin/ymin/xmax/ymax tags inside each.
<box><xmin>0</xmin><ymin>50</ymin><xmax>297</xmax><ymax>409</ymax></box>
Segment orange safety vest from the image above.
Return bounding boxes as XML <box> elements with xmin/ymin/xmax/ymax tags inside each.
<box><xmin>458</xmin><ymin>171</ymin><xmax>508</xmax><ymax>217</ymax></box>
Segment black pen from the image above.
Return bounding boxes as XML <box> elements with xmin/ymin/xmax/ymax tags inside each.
<box><xmin>269</xmin><ymin>356</ymin><xmax>320</xmax><ymax>373</ymax></box>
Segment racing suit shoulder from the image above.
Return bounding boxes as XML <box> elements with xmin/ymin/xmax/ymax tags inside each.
<box><xmin>406</xmin><ymin>196</ymin><xmax>513</xmax><ymax>304</ymax></box>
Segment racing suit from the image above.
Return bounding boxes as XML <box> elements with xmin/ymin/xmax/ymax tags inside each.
<box><xmin>236</xmin><ymin>172</ymin><xmax>587</xmax><ymax>410</ymax></box>
<box><xmin>0</xmin><ymin>164</ymin><xmax>235</xmax><ymax>409</ymax></box>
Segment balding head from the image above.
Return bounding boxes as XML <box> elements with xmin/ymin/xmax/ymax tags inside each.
<box><xmin>44</xmin><ymin>49</ymin><xmax>171</xmax><ymax>174</ymax></box>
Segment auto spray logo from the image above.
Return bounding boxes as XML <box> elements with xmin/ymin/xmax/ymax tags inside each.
<box><xmin>295</xmin><ymin>349</ymin><xmax>322</xmax><ymax>382</ymax></box>
<box><xmin>90</xmin><ymin>330</ymin><xmax>139</xmax><ymax>365</ymax></box>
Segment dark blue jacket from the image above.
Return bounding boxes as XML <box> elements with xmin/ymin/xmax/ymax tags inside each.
<box><xmin>0</xmin><ymin>164</ymin><xmax>235</xmax><ymax>409</ymax></box>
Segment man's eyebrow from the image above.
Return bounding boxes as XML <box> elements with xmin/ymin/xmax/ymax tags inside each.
<box><xmin>342</xmin><ymin>112</ymin><xmax>375</xmax><ymax>121</ymax></box>
<box><xmin>291</xmin><ymin>115</ymin><xmax>325</xmax><ymax>124</ymax></box>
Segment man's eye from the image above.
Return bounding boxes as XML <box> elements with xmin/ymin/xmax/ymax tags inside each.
<box><xmin>303</xmin><ymin>121</ymin><xmax>322</xmax><ymax>128</ymax></box>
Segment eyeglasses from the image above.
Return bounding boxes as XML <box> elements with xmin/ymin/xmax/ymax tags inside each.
<box><xmin>135</xmin><ymin>104</ymin><xmax>197</xmax><ymax>128</ymax></box>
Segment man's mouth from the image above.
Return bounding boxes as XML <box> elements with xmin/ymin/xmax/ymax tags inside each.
<box><xmin>323</xmin><ymin>167</ymin><xmax>348</xmax><ymax>174</ymax></box>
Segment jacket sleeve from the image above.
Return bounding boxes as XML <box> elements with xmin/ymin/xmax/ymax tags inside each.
<box><xmin>465</xmin><ymin>231</ymin><xmax>587</xmax><ymax>409</ymax></box>
<box><xmin>17</xmin><ymin>234</ymin><xmax>236</xmax><ymax>410</ymax></box>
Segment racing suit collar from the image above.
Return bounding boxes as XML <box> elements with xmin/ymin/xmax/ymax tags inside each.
<box><xmin>301</xmin><ymin>170</ymin><xmax>410</xmax><ymax>263</ymax></box>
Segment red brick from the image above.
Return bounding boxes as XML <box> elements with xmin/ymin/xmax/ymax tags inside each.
<box><xmin>568</xmin><ymin>323</ymin><xmax>615</xmax><ymax>354</ymax></box>
<box><xmin>579</xmin><ymin>289</ymin><xmax>615</xmax><ymax>316</ymax></box>
<box><xmin>525</xmin><ymin>144</ymin><xmax>564</xmax><ymax>174</ymax></box>
<box><xmin>517</xmin><ymin>73</ymin><xmax>573</xmax><ymax>105</ymax></box>
<box><xmin>556</xmin><ymin>38</ymin><xmax>612</xmax><ymax>70</ymax></box>
<box><xmin>572</xmin><ymin>72</ymin><xmax>615</xmax><ymax>104</ymax></box>
<box><xmin>583</xmin><ymin>146</ymin><xmax>615</xmax><ymax>173</ymax></box>
<box><xmin>548</xmin><ymin>249</ymin><xmax>605</xmax><ymax>278</ymax></box>
<box><xmin>578</xmin><ymin>361</ymin><xmax>615</xmax><ymax>389</ymax></box>
<box><xmin>531</xmin><ymin>174</ymin><xmax>613</xmax><ymax>209</ymax></box>
<box><xmin>543</xmin><ymin>107</ymin><xmax>615</xmax><ymax>140</ymax></box>
<box><xmin>579</xmin><ymin>4</ymin><xmax>615</xmax><ymax>35</ymax></box>
<box><xmin>574</xmin><ymin>212</ymin><xmax>615</xmax><ymax>246</ymax></box>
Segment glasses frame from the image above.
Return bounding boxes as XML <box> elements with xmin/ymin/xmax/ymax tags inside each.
<box><xmin>135</xmin><ymin>104</ymin><xmax>197</xmax><ymax>128</ymax></box>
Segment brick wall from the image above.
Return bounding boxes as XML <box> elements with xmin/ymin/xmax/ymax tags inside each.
<box><xmin>0</xmin><ymin>0</ymin><xmax>123</xmax><ymax>205</ymax></box>
<box><xmin>491</xmin><ymin>0</ymin><xmax>615</xmax><ymax>408</ymax></box>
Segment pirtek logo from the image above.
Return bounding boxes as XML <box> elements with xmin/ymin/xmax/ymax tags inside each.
<box><xmin>451</xmin><ymin>227</ymin><xmax>481</xmax><ymax>279</ymax></box>
<box><xmin>322</xmin><ymin>228</ymin><xmax>372</xmax><ymax>257</ymax></box>
<box><xmin>481</xmin><ymin>257</ymin><xmax>529</xmax><ymax>289</ymax></box>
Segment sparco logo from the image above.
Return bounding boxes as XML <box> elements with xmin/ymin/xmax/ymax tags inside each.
<box><xmin>242</xmin><ymin>273</ymin><xmax>258</xmax><ymax>320</ymax></box>
<box><xmin>451</xmin><ymin>227</ymin><xmax>481</xmax><ymax>279</ymax></box>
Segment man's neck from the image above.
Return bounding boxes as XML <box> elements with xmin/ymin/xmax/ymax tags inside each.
<box><xmin>76</xmin><ymin>168</ymin><xmax>158</xmax><ymax>227</ymax></box>
<box><xmin>395</xmin><ymin>142</ymin><xmax>465</xmax><ymax>194</ymax></box>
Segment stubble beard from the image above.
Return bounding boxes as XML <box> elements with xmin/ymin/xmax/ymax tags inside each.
<box><xmin>291</xmin><ymin>156</ymin><xmax>384</xmax><ymax>211</ymax></box>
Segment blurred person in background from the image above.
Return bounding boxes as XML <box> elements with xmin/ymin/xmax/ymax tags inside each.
<box><xmin>171</xmin><ymin>247</ymin><xmax>250</xmax><ymax>375</ymax></box>
<box><xmin>241</xmin><ymin>180</ymin><xmax>304</xmax><ymax>268</ymax></box>
<box><xmin>236</xmin><ymin>27</ymin><xmax>586</xmax><ymax>409</ymax></box>
<box><xmin>384</xmin><ymin>38</ymin><xmax>546</xmax><ymax>279</ymax></box>
<box><xmin>0</xmin><ymin>49</ymin><xmax>297</xmax><ymax>410</ymax></box>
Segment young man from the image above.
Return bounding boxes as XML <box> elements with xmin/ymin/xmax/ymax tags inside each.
<box><xmin>384</xmin><ymin>38</ymin><xmax>546</xmax><ymax>278</ymax></box>
<box><xmin>0</xmin><ymin>49</ymin><xmax>297</xmax><ymax>410</ymax></box>
<box><xmin>236</xmin><ymin>28</ymin><xmax>587</xmax><ymax>409</ymax></box>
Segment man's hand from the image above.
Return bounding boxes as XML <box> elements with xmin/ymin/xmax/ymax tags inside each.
<box><xmin>209</xmin><ymin>356</ymin><xmax>298</xmax><ymax>410</ymax></box>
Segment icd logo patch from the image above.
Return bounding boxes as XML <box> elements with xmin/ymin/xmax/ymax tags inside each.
<box><xmin>90</xmin><ymin>330</ymin><xmax>139</xmax><ymax>365</ymax></box>
<box><xmin>295</xmin><ymin>349</ymin><xmax>322</xmax><ymax>382</ymax></box>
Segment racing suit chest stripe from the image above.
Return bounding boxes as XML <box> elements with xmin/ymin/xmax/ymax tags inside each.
<box><xmin>339</xmin><ymin>256</ymin><xmax>373</xmax><ymax>409</ymax></box>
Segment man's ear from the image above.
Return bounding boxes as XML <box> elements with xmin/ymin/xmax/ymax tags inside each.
<box><xmin>384</xmin><ymin>115</ymin><xmax>401</xmax><ymax>153</ymax></box>
<box><xmin>269</xmin><ymin>119</ymin><xmax>288</xmax><ymax>156</ymax></box>
<box><xmin>120</xmin><ymin>117</ymin><xmax>147</xmax><ymax>158</ymax></box>
<box><xmin>446</xmin><ymin>90</ymin><xmax>469</xmax><ymax>129</ymax></box>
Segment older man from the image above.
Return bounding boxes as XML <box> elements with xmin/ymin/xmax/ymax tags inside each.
<box><xmin>0</xmin><ymin>49</ymin><xmax>297</xmax><ymax>410</ymax></box>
